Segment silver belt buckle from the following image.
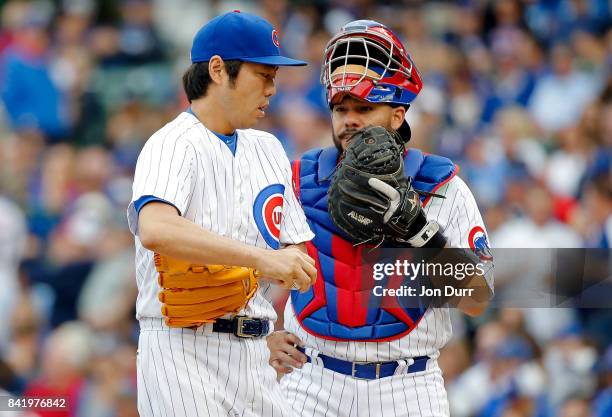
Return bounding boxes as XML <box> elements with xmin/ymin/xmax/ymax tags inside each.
<box><xmin>351</xmin><ymin>361</ymin><xmax>381</xmax><ymax>379</ymax></box>
<box><xmin>235</xmin><ymin>316</ymin><xmax>256</xmax><ymax>338</ymax></box>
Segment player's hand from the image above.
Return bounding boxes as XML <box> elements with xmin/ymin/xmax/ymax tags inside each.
<box><xmin>255</xmin><ymin>247</ymin><xmax>317</xmax><ymax>292</ymax></box>
<box><xmin>267</xmin><ymin>330</ymin><xmax>308</xmax><ymax>375</ymax></box>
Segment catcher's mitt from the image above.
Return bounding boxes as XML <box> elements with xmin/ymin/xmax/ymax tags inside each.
<box><xmin>154</xmin><ymin>253</ymin><xmax>259</xmax><ymax>328</ymax></box>
<box><xmin>328</xmin><ymin>125</ymin><xmax>446</xmax><ymax>247</ymax></box>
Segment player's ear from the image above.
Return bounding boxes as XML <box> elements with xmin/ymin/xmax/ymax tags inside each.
<box><xmin>208</xmin><ymin>56</ymin><xmax>226</xmax><ymax>85</ymax></box>
<box><xmin>390</xmin><ymin>105</ymin><xmax>406</xmax><ymax>131</ymax></box>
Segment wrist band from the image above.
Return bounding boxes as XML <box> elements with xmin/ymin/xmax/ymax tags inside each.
<box><xmin>406</xmin><ymin>220</ymin><xmax>441</xmax><ymax>248</ymax></box>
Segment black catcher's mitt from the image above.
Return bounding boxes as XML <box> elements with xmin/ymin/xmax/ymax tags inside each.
<box><xmin>328</xmin><ymin>126</ymin><xmax>446</xmax><ymax>247</ymax></box>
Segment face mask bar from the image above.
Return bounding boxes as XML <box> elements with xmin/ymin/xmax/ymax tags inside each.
<box><xmin>321</xmin><ymin>30</ymin><xmax>414</xmax><ymax>91</ymax></box>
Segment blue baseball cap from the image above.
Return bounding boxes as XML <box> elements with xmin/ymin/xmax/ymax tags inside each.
<box><xmin>190</xmin><ymin>11</ymin><xmax>307</xmax><ymax>66</ymax></box>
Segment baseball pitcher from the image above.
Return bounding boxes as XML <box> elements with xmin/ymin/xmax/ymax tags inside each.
<box><xmin>127</xmin><ymin>11</ymin><xmax>317</xmax><ymax>417</ymax></box>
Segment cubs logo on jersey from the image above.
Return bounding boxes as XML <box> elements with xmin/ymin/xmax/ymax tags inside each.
<box><xmin>253</xmin><ymin>184</ymin><xmax>285</xmax><ymax>249</ymax></box>
<box><xmin>469</xmin><ymin>226</ymin><xmax>492</xmax><ymax>261</ymax></box>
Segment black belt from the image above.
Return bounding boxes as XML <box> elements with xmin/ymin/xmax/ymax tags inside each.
<box><xmin>212</xmin><ymin>316</ymin><xmax>270</xmax><ymax>338</ymax></box>
<box><xmin>297</xmin><ymin>347</ymin><xmax>429</xmax><ymax>380</ymax></box>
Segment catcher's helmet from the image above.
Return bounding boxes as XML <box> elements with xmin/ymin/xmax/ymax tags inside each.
<box><xmin>321</xmin><ymin>20</ymin><xmax>423</xmax><ymax>140</ymax></box>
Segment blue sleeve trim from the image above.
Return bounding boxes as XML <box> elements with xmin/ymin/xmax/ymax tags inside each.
<box><xmin>133</xmin><ymin>195</ymin><xmax>181</xmax><ymax>216</ymax></box>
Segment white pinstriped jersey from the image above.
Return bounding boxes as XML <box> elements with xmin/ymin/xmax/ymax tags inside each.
<box><xmin>128</xmin><ymin>111</ymin><xmax>314</xmax><ymax>322</ymax></box>
<box><xmin>284</xmin><ymin>175</ymin><xmax>494</xmax><ymax>362</ymax></box>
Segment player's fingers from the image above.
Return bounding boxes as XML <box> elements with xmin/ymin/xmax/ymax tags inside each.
<box><xmin>275</xmin><ymin>351</ymin><xmax>305</xmax><ymax>369</ymax></box>
<box><xmin>269</xmin><ymin>346</ymin><xmax>294</xmax><ymax>364</ymax></box>
<box><xmin>292</xmin><ymin>260</ymin><xmax>315</xmax><ymax>287</ymax></box>
<box><xmin>269</xmin><ymin>349</ymin><xmax>288</xmax><ymax>366</ymax></box>
<box><xmin>368</xmin><ymin>178</ymin><xmax>401</xmax><ymax>222</ymax></box>
<box><xmin>275</xmin><ymin>333</ymin><xmax>307</xmax><ymax>361</ymax></box>
<box><xmin>279</xmin><ymin>365</ymin><xmax>293</xmax><ymax>374</ymax></box>
<box><xmin>269</xmin><ymin>337</ymin><xmax>301</xmax><ymax>356</ymax></box>
<box><xmin>278</xmin><ymin>363</ymin><xmax>294</xmax><ymax>374</ymax></box>
<box><xmin>259</xmin><ymin>274</ymin><xmax>284</xmax><ymax>285</ymax></box>
<box><xmin>293</xmin><ymin>269</ymin><xmax>312</xmax><ymax>292</ymax></box>
<box><xmin>281</xmin><ymin>278</ymin><xmax>294</xmax><ymax>290</ymax></box>
<box><xmin>298</xmin><ymin>251</ymin><xmax>316</xmax><ymax>266</ymax></box>
<box><xmin>285</xmin><ymin>346</ymin><xmax>308</xmax><ymax>364</ymax></box>
<box><xmin>267</xmin><ymin>330</ymin><xmax>292</xmax><ymax>353</ymax></box>
<box><xmin>284</xmin><ymin>269</ymin><xmax>304</xmax><ymax>291</ymax></box>
<box><xmin>270</xmin><ymin>358</ymin><xmax>293</xmax><ymax>374</ymax></box>
<box><xmin>302</xmin><ymin>261</ymin><xmax>317</xmax><ymax>284</ymax></box>
<box><xmin>260</xmin><ymin>270</ymin><xmax>291</xmax><ymax>288</ymax></box>
<box><xmin>284</xmin><ymin>332</ymin><xmax>305</xmax><ymax>348</ymax></box>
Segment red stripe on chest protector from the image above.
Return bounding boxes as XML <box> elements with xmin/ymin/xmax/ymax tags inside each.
<box><xmin>296</xmin><ymin>242</ymin><xmax>326</xmax><ymax>320</ymax></box>
<box><xmin>291</xmin><ymin>160</ymin><xmax>301</xmax><ymax>201</ymax></box>
<box><xmin>332</xmin><ymin>234</ymin><xmax>368</xmax><ymax>327</ymax></box>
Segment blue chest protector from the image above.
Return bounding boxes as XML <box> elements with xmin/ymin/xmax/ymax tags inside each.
<box><xmin>291</xmin><ymin>146</ymin><xmax>457</xmax><ymax>342</ymax></box>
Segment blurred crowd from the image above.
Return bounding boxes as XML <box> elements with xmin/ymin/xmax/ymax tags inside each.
<box><xmin>0</xmin><ymin>0</ymin><xmax>610</xmax><ymax>416</ymax></box>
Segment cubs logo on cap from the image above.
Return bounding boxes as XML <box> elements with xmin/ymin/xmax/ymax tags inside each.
<box><xmin>272</xmin><ymin>29</ymin><xmax>280</xmax><ymax>48</ymax></box>
<box><xmin>468</xmin><ymin>226</ymin><xmax>493</xmax><ymax>261</ymax></box>
<box><xmin>253</xmin><ymin>184</ymin><xmax>285</xmax><ymax>249</ymax></box>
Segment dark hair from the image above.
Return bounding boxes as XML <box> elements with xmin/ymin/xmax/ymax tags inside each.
<box><xmin>182</xmin><ymin>60</ymin><xmax>243</xmax><ymax>102</ymax></box>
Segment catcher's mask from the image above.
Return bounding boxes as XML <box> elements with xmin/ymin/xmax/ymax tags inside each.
<box><xmin>322</xmin><ymin>20</ymin><xmax>423</xmax><ymax>142</ymax></box>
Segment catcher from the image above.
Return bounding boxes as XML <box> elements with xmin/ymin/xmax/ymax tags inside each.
<box><xmin>267</xmin><ymin>20</ymin><xmax>494</xmax><ymax>417</ymax></box>
<box><xmin>127</xmin><ymin>11</ymin><xmax>317</xmax><ymax>417</ymax></box>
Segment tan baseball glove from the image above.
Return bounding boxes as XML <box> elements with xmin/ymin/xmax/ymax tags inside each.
<box><xmin>154</xmin><ymin>253</ymin><xmax>259</xmax><ymax>328</ymax></box>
